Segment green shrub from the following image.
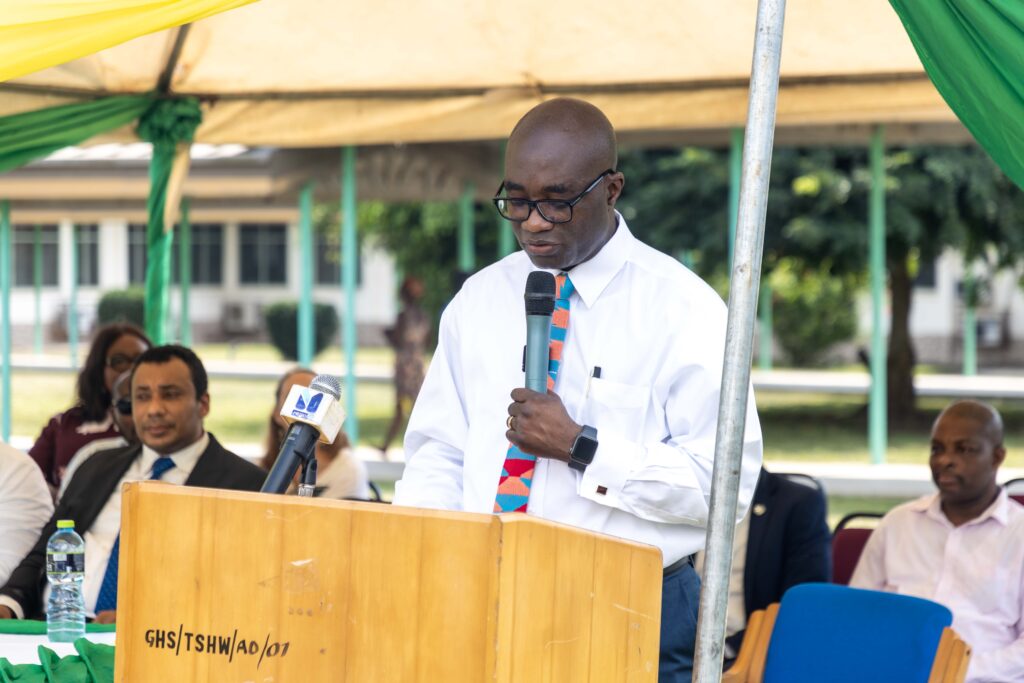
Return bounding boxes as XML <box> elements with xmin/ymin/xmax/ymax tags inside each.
<box><xmin>97</xmin><ymin>289</ymin><xmax>145</xmax><ymax>328</ymax></box>
<box><xmin>264</xmin><ymin>302</ymin><xmax>339</xmax><ymax>361</ymax></box>
<box><xmin>771</xmin><ymin>261</ymin><xmax>859</xmax><ymax>367</ymax></box>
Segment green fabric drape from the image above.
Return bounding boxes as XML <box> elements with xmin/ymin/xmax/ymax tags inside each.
<box><xmin>0</xmin><ymin>638</ymin><xmax>113</xmax><ymax>683</ymax></box>
<box><xmin>0</xmin><ymin>96</ymin><xmax>153</xmax><ymax>174</ymax></box>
<box><xmin>136</xmin><ymin>98</ymin><xmax>202</xmax><ymax>344</ymax></box>
<box><xmin>889</xmin><ymin>0</ymin><xmax>1024</xmax><ymax>189</ymax></box>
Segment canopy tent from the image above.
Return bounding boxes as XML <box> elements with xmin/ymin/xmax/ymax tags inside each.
<box><xmin>1</xmin><ymin>0</ymin><xmax>958</xmax><ymax>144</ymax></box>
<box><xmin>0</xmin><ymin>1</ymin><xmax>1020</xmax><ymax>679</ymax></box>
<box><xmin>0</xmin><ymin>0</ymin><xmax>255</xmax><ymax>83</ymax></box>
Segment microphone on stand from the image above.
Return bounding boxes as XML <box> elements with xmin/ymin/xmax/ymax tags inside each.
<box><xmin>524</xmin><ymin>272</ymin><xmax>557</xmax><ymax>393</ymax></box>
<box><xmin>260</xmin><ymin>374</ymin><xmax>346</xmax><ymax>496</ymax></box>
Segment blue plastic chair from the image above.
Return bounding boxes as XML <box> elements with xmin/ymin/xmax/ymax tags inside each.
<box><xmin>724</xmin><ymin>583</ymin><xmax>970</xmax><ymax>683</ymax></box>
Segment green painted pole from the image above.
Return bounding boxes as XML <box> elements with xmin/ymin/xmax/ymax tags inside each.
<box><xmin>758</xmin><ymin>281</ymin><xmax>773</xmax><ymax>370</ymax></box>
<box><xmin>869</xmin><ymin>126</ymin><xmax>888</xmax><ymax>465</ymax></box>
<box><xmin>179</xmin><ymin>199</ymin><xmax>192</xmax><ymax>347</ymax></box>
<box><xmin>458</xmin><ymin>182</ymin><xmax>476</xmax><ymax>273</ymax></box>
<box><xmin>298</xmin><ymin>182</ymin><xmax>315</xmax><ymax>366</ymax></box>
<box><xmin>33</xmin><ymin>225</ymin><xmax>42</xmax><ymax>354</ymax></box>
<box><xmin>728</xmin><ymin>127</ymin><xmax>744</xmax><ymax>270</ymax></box>
<box><xmin>497</xmin><ymin>142</ymin><xmax>516</xmax><ymax>258</ymax></box>
<box><xmin>341</xmin><ymin>147</ymin><xmax>359</xmax><ymax>445</ymax></box>
<box><xmin>1</xmin><ymin>201</ymin><xmax>10</xmax><ymax>442</ymax></box>
<box><xmin>963</xmin><ymin>271</ymin><xmax>977</xmax><ymax>376</ymax></box>
<box><xmin>68</xmin><ymin>224</ymin><xmax>79</xmax><ymax>369</ymax></box>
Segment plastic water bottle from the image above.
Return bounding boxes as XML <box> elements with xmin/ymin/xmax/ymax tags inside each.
<box><xmin>46</xmin><ymin>520</ymin><xmax>86</xmax><ymax>643</ymax></box>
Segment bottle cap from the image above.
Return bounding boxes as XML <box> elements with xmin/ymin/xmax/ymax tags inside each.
<box><xmin>56</xmin><ymin>520</ymin><xmax>75</xmax><ymax>529</ymax></box>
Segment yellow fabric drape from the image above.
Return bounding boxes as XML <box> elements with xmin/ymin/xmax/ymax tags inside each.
<box><xmin>0</xmin><ymin>0</ymin><xmax>256</xmax><ymax>83</ymax></box>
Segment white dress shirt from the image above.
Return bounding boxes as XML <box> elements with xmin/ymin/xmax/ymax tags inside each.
<box><xmin>850</xmin><ymin>489</ymin><xmax>1024</xmax><ymax>683</ymax></box>
<box><xmin>0</xmin><ymin>444</ymin><xmax>54</xmax><ymax>586</ymax></box>
<box><xmin>0</xmin><ymin>433</ymin><xmax>208</xmax><ymax>620</ymax></box>
<box><xmin>394</xmin><ymin>216</ymin><xmax>763</xmax><ymax>566</ymax></box>
<box><xmin>315</xmin><ymin>450</ymin><xmax>371</xmax><ymax>500</ymax></box>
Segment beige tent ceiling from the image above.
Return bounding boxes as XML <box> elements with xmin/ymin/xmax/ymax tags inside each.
<box><xmin>0</xmin><ymin>0</ymin><xmax>961</xmax><ymax>147</ymax></box>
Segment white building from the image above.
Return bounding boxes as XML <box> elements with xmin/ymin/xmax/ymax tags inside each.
<box><xmin>1</xmin><ymin>142</ymin><xmax>501</xmax><ymax>347</ymax></box>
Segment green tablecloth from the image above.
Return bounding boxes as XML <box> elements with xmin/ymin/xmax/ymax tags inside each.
<box><xmin>0</xmin><ymin>623</ymin><xmax>114</xmax><ymax>683</ymax></box>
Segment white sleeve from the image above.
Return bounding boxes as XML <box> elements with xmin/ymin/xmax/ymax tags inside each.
<box><xmin>848</xmin><ymin>520</ymin><xmax>888</xmax><ymax>590</ymax></box>
<box><xmin>0</xmin><ymin>451</ymin><xmax>54</xmax><ymax>587</ymax></box>
<box><xmin>392</xmin><ymin>303</ymin><xmax>468</xmax><ymax>511</ymax></box>
<box><xmin>578</xmin><ymin>369</ymin><xmax>762</xmax><ymax>526</ymax></box>
<box><xmin>575</xmin><ymin>296</ymin><xmax>761</xmax><ymax>526</ymax></box>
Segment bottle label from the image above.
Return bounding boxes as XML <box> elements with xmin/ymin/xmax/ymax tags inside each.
<box><xmin>47</xmin><ymin>552</ymin><xmax>85</xmax><ymax>574</ymax></box>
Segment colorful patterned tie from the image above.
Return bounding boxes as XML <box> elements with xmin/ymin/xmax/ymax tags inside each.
<box><xmin>93</xmin><ymin>456</ymin><xmax>175</xmax><ymax>613</ymax></box>
<box><xmin>494</xmin><ymin>273</ymin><xmax>574</xmax><ymax>513</ymax></box>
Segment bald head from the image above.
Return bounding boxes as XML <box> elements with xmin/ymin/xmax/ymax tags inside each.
<box><xmin>501</xmin><ymin>99</ymin><xmax>624</xmax><ymax>270</ymax></box>
<box><xmin>930</xmin><ymin>400</ymin><xmax>1007</xmax><ymax>515</ymax></box>
<box><xmin>508</xmin><ymin>98</ymin><xmax>617</xmax><ymax>174</ymax></box>
<box><xmin>934</xmin><ymin>400</ymin><xmax>1004</xmax><ymax>445</ymax></box>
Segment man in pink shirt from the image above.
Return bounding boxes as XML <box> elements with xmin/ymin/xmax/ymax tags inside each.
<box><xmin>851</xmin><ymin>400</ymin><xmax>1024</xmax><ymax>682</ymax></box>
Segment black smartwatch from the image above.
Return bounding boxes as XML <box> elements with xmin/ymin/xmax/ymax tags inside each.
<box><xmin>568</xmin><ymin>425</ymin><xmax>598</xmax><ymax>472</ymax></box>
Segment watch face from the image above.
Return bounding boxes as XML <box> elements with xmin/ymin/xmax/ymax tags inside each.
<box><xmin>572</xmin><ymin>427</ymin><xmax>598</xmax><ymax>466</ymax></box>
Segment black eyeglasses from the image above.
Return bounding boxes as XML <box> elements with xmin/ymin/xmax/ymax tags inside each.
<box><xmin>106</xmin><ymin>353</ymin><xmax>140</xmax><ymax>373</ymax></box>
<box><xmin>493</xmin><ymin>169</ymin><xmax>615</xmax><ymax>224</ymax></box>
<box><xmin>114</xmin><ymin>397</ymin><xmax>132</xmax><ymax>416</ymax></box>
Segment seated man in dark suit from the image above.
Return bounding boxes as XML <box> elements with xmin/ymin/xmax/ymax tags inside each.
<box><xmin>696</xmin><ymin>468</ymin><xmax>831</xmax><ymax>661</ymax></box>
<box><xmin>0</xmin><ymin>345</ymin><xmax>265</xmax><ymax>624</ymax></box>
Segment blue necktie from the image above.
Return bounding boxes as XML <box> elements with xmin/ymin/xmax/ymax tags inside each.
<box><xmin>93</xmin><ymin>456</ymin><xmax>175</xmax><ymax>613</ymax></box>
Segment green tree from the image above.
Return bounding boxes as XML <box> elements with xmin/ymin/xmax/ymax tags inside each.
<box><xmin>617</xmin><ymin>145</ymin><xmax>1024</xmax><ymax>424</ymax></box>
<box><xmin>317</xmin><ymin>199</ymin><xmax>506</xmax><ymax>340</ymax></box>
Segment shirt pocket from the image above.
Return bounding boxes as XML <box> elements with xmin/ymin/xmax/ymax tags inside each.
<box><xmin>584</xmin><ymin>377</ymin><xmax>650</xmax><ymax>443</ymax></box>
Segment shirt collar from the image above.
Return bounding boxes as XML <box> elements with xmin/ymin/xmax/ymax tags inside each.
<box><xmin>140</xmin><ymin>431</ymin><xmax>209</xmax><ymax>479</ymax></box>
<box><xmin>915</xmin><ymin>488</ymin><xmax>1010</xmax><ymax>527</ymax></box>
<box><xmin>540</xmin><ymin>211</ymin><xmax>634</xmax><ymax>310</ymax></box>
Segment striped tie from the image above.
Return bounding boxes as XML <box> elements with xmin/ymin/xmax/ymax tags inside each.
<box><xmin>494</xmin><ymin>273</ymin><xmax>574</xmax><ymax>513</ymax></box>
<box><xmin>93</xmin><ymin>456</ymin><xmax>175</xmax><ymax>613</ymax></box>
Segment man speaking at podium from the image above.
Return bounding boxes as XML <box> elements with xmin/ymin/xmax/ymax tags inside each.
<box><xmin>394</xmin><ymin>98</ymin><xmax>763</xmax><ymax>682</ymax></box>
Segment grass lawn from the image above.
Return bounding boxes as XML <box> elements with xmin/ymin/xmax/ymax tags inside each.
<box><xmin>11</xmin><ymin>365</ymin><xmax>1024</xmax><ymax>470</ymax></box>
<box><xmin>756</xmin><ymin>392</ymin><xmax>1024</xmax><ymax>468</ymax></box>
<box><xmin>190</xmin><ymin>343</ymin><xmax>398</xmax><ymax>367</ymax></box>
<box><xmin>11</xmin><ymin>370</ymin><xmax>402</xmax><ymax>449</ymax></box>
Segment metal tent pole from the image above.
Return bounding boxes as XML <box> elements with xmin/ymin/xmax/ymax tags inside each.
<box><xmin>298</xmin><ymin>182</ymin><xmax>315</xmax><ymax>366</ymax></box>
<box><xmin>33</xmin><ymin>225</ymin><xmax>42</xmax><ymax>354</ymax></box>
<box><xmin>497</xmin><ymin>142</ymin><xmax>516</xmax><ymax>258</ymax></box>
<box><xmin>1</xmin><ymin>201</ymin><xmax>10</xmax><ymax>442</ymax></box>
<box><xmin>179</xmin><ymin>199</ymin><xmax>192</xmax><ymax>347</ymax></box>
<box><xmin>692</xmin><ymin>0</ymin><xmax>786</xmax><ymax>679</ymax></box>
<box><xmin>869</xmin><ymin>127</ymin><xmax>888</xmax><ymax>464</ymax></box>
<box><xmin>759</xmin><ymin>281</ymin><xmax>773</xmax><ymax>370</ymax></box>
<box><xmin>68</xmin><ymin>223</ymin><xmax>78</xmax><ymax>369</ymax></box>
<box><xmin>963</xmin><ymin>270</ymin><xmax>977</xmax><ymax>376</ymax></box>
<box><xmin>727</xmin><ymin>127</ymin><xmax>744</xmax><ymax>270</ymax></box>
<box><xmin>458</xmin><ymin>182</ymin><xmax>476</xmax><ymax>272</ymax></box>
<box><xmin>341</xmin><ymin>146</ymin><xmax>359</xmax><ymax>444</ymax></box>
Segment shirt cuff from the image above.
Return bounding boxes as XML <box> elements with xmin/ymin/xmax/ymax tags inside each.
<box><xmin>577</xmin><ymin>431</ymin><xmax>641</xmax><ymax>508</ymax></box>
<box><xmin>0</xmin><ymin>594</ymin><xmax>24</xmax><ymax>620</ymax></box>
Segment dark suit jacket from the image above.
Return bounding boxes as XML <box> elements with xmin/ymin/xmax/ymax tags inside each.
<box><xmin>0</xmin><ymin>434</ymin><xmax>265</xmax><ymax>618</ymax></box>
<box><xmin>726</xmin><ymin>469</ymin><xmax>831</xmax><ymax>654</ymax></box>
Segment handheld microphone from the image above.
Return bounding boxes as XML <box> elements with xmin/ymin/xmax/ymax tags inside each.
<box><xmin>524</xmin><ymin>271</ymin><xmax>557</xmax><ymax>393</ymax></box>
<box><xmin>260</xmin><ymin>374</ymin><xmax>346</xmax><ymax>495</ymax></box>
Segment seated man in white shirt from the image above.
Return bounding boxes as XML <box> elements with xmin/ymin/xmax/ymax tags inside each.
<box><xmin>0</xmin><ymin>345</ymin><xmax>265</xmax><ymax>624</ymax></box>
<box><xmin>850</xmin><ymin>400</ymin><xmax>1024</xmax><ymax>683</ymax></box>
<box><xmin>0</xmin><ymin>444</ymin><xmax>54</xmax><ymax>586</ymax></box>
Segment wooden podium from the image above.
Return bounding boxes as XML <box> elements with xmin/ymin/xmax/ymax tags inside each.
<box><xmin>113</xmin><ymin>482</ymin><xmax>663</xmax><ymax>681</ymax></box>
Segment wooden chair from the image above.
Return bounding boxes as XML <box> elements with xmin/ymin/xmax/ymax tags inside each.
<box><xmin>722</xmin><ymin>584</ymin><xmax>971</xmax><ymax>683</ymax></box>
